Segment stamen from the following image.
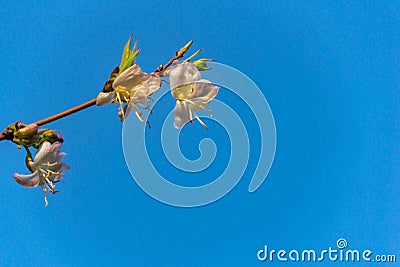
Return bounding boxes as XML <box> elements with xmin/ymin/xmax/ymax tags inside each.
<box><xmin>186</xmin><ymin>100</ymin><xmax>205</xmax><ymax>110</ymax></box>
<box><xmin>139</xmin><ymin>103</ymin><xmax>151</xmax><ymax>110</ymax></box>
<box><xmin>139</xmin><ymin>103</ymin><xmax>153</xmax><ymax>115</ymax></box>
<box><xmin>44</xmin><ymin>195</ymin><xmax>48</xmax><ymax>207</ymax></box>
<box><xmin>39</xmin><ymin>170</ymin><xmax>58</xmax><ymax>195</ymax></box>
<box><xmin>146</xmin><ymin>120</ymin><xmax>151</xmax><ymax>129</ymax></box>
<box><xmin>45</xmin><ymin>161</ymin><xmax>58</xmax><ymax>167</ymax></box>
<box><xmin>116</xmin><ymin>93</ymin><xmax>125</xmax><ymax>121</ymax></box>
<box><xmin>45</xmin><ymin>177</ymin><xmax>55</xmax><ymax>190</ymax></box>
<box><xmin>194</xmin><ymin>113</ymin><xmax>208</xmax><ymax>130</ymax></box>
<box><xmin>40</xmin><ymin>184</ymin><xmax>49</xmax><ymax>206</ymax></box>
<box><xmin>133</xmin><ymin>105</ymin><xmax>144</xmax><ymax>122</ymax></box>
<box><xmin>43</xmin><ymin>170</ymin><xmax>60</xmax><ymax>177</ymax></box>
<box><xmin>189</xmin><ymin>108</ymin><xmax>194</xmax><ymax>123</ymax></box>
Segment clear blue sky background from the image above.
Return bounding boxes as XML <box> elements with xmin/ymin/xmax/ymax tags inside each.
<box><xmin>0</xmin><ymin>1</ymin><xmax>399</xmax><ymax>266</ymax></box>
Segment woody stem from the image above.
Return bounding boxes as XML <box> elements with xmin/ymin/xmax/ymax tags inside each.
<box><xmin>0</xmin><ymin>98</ymin><xmax>97</xmax><ymax>141</ymax></box>
<box><xmin>0</xmin><ymin>41</ymin><xmax>194</xmax><ymax>142</ymax></box>
<box><xmin>155</xmin><ymin>40</ymin><xmax>193</xmax><ymax>73</ymax></box>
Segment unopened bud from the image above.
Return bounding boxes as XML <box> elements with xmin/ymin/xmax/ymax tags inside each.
<box><xmin>42</xmin><ymin>130</ymin><xmax>63</xmax><ymax>143</ymax></box>
<box><xmin>13</xmin><ymin>123</ymin><xmax>40</xmax><ymax>146</ymax></box>
<box><xmin>176</xmin><ymin>40</ymin><xmax>193</xmax><ymax>58</ymax></box>
<box><xmin>15</xmin><ymin>123</ymin><xmax>38</xmax><ymax>138</ymax></box>
<box><xmin>193</xmin><ymin>58</ymin><xmax>215</xmax><ymax>71</ymax></box>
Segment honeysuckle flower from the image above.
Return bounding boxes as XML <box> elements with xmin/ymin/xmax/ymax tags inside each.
<box><xmin>96</xmin><ymin>64</ymin><xmax>161</xmax><ymax>122</ymax></box>
<box><xmin>170</xmin><ymin>61</ymin><xmax>219</xmax><ymax>129</ymax></box>
<box><xmin>14</xmin><ymin>141</ymin><xmax>69</xmax><ymax>206</ymax></box>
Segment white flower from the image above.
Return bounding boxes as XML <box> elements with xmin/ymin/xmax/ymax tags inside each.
<box><xmin>170</xmin><ymin>61</ymin><xmax>219</xmax><ymax>129</ymax></box>
<box><xmin>96</xmin><ymin>64</ymin><xmax>161</xmax><ymax>122</ymax></box>
<box><xmin>14</xmin><ymin>141</ymin><xmax>69</xmax><ymax>206</ymax></box>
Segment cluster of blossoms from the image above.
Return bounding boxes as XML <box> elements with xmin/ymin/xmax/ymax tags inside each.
<box><xmin>96</xmin><ymin>36</ymin><xmax>219</xmax><ymax>129</ymax></box>
<box><xmin>2</xmin><ymin>122</ymin><xmax>69</xmax><ymax>206</ymax></box>
<box><xmin>1</xmin><ymin>36</ymin><xmax>218</xmax><ymax>206</ymax></box>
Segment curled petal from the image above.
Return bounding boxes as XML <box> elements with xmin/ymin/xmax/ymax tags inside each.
<box><xmin>96</xmin><ymin>91</ymin><xmax>116</xmax><ymax>106</ymax></box>
<box><xmin>173</xmin><ymin>101</ymin><xmax>191</xmax><ymax>129</ymax></box>
<box><xmin>14</xmin><ymin>171</ymin><xmax>40</xmax><ymax>188</ymax></box>
<box><xmin>57</xmin><ymin>152</ymin><xmax>67</xmax><ymax>160</ymax></box>
<box><xmin>131</xmin><ymin>75</ymin><xmax>161</xmax><ymax>104</ymax></box>
<box><xmin>191</xmin><ymin>80</ymin><xmax>219</xmax><ymax>105</ymax></box>
<box><xmin>49</xmin><ymin>142</ymin><xmax>62</xmax><ymax>154</ymax></box>
<box><xmin>30</xmin><ymin>142</ymin><xmax>69</xmax><ymax>173</ymax></box>
<box><xmin>113</xmin><ymin>64</ymin><xmax>148</xmax><ymax>91</ymax></box>
<box><xmin>145</xmin><ymin>74</ymin><xmax>161</xmax><ymax>96</ymax></box>
<box><xmin>31</xmin><ymin>141</ymin><xmax>52</xmax><ymax>168</ymax></box>
<box><xmin>58</xmin><ymin>162</ymin><xmax>70</xmax><ymax>172</ymax></box>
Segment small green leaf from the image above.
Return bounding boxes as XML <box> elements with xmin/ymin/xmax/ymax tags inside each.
<box><xmin>119</xmin><ymin>35</ymin><xmax>140</xmax><ymax>73</ymax></box>
<box><xmin>193</xmin><ymin>58</ymin><xmax>215</xmax><ymax>71</ymax></box>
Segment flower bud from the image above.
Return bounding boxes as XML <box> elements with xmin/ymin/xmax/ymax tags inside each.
<box><xmin>15</xmin><ymin>123</ymin><xmax>38</xmax><ymax>138</ymax></box>
<box><xmin>176</xmin><ymin>40</ymin><xmax>193</xmax><ymax>58</ymax></box>
<box><xmin>13</xmin><ymin>123</ymin><xmax>40</xmax><ymax>146</ymax></box>
<box><xmin>193</xmin><ymin>58</ymin><xmax>214</xmax><ymax>71</ymax></box>
<box><xmin>42</xmin><ymin>130</ymin><xmax>63</xmax><ymax>143</ymax></box>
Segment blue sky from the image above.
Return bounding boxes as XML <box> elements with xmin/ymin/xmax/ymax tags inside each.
<box><xmin>0</xmin><ymin>1</ymin><xmax>399</xmax><ymax>266</ymax></box>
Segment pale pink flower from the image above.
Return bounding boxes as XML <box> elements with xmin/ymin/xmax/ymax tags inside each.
<box><xmin>14</xmin><ymin>141</ymin><xmax>69</xmax><ymax>205</ymax></box>
<box><xmin>170</xmin><ymin>61</ymin><xmax>219</xmax><ymax>129</ymax></box>
<box><xmin>96</xmin><ymin>64</ymin><xmax>161</xmax><ymax>122</ymax></box>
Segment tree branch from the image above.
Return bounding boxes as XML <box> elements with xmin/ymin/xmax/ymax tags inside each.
<box><xmin>0</xmin><ymin>98</ymin><xmax>97</xmax><ymax>141</ymax></box>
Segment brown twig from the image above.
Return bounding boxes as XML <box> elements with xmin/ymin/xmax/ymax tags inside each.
<box><xmin>33</xmin><ymin>98</ymin><xmax>97</xmax><ymax>126</ymax></box>
<box><xmin>0</xmin><ymin>41</ymin><xmax>194</xmax><ymax>142</ymax></box>
<box><xmin>0</xmin><ymin>98</ymin><xmax>97</xmax><ymax>141</ymax></box>
<box><xmin>155</xmin><ymin>40</ymin><xmax>193</xmax><ymax>73</ymax></box>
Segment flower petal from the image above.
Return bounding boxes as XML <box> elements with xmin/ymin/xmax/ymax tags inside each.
<box><xmin>173</xmin><ymin>101</ymin><xmax>191</xmax><ymax>128</ymax></box>
<box><xmin>14</xmin><ymin>171</ymin><xmax>40</xmax><ymax>188</ymax></box>
<box><xmin>31</xmin><ymin>141</ymin><xmax>52</xmax><ymax>168</ymax></box>
<box><xmin>190</xmin><ymin>80</ymin><xmax>219</xmax><ymax>105</ymax></box>
<box><xmin>169</xmin><ymin>61</ymin><xmax>201</xmax><ymax>90</ymax></box>
<box><xmin>113</xmin><ymin>64</ymin><xmax>148</xmax><ymax>91</ymax></box>
<box><xmin>145</xmin><ymin>74</ymin><xmax>162</xmax><ymax>95</ymax></box>
<box><xmin>58</xmin><ymin>163</ymin><xmax>70</xmax><ymax>172</ymax></box>
<box><xmin>49</xmin><ymin>142</ymin><xmax>62</xmax><ymax>154</ymax></box>
<box><xmin>131</xmin><ymin>75</ymin><xmax>161</xmax><ymax>104</ymax></box>
<box><xmin>96</xmin><ymin>91</ymin><xmax>116</xmax><ymax>106</ymax></box>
